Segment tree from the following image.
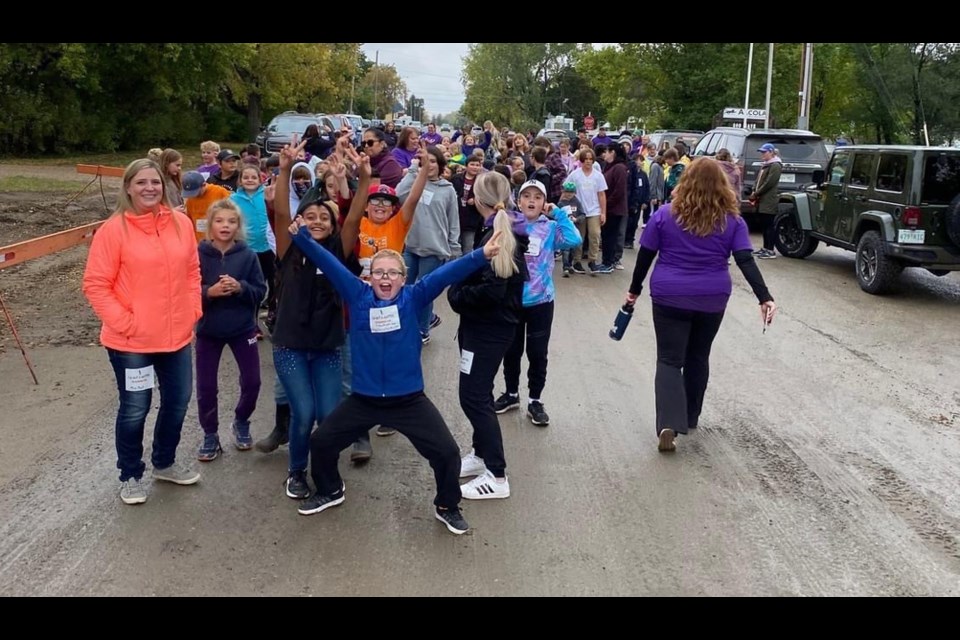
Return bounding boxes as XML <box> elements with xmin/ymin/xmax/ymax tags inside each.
<box><xmin>354</xmin><ymin>62</ymin><xmax>407</xmax><ymax>119</ymax></box>
<box><xmin>221</xmin><ymin>43</ymin><xmax>361</xmax><ymax>142</ymax></box>
<box><xmin>461</xmin><ymin>43</ymin><xmax>587</xmax><ymax>131</ymax></box>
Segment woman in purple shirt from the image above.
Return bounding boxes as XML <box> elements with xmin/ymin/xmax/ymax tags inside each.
<box><xmin>624</xmin><ymin>158</ymin><xmax>777</xmax><ymax>453</ymax></box>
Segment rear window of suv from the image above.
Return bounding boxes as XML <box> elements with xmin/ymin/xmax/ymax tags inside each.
<box><xmin>921</xmin><ymin>154</ymin><xmax>960</xmax><ymax>204</ymax></box>
<box><xmin>752</xmin><ymin>137</ymin><xmax>824</xmax><ymax>162</ymax></box>
<box><xmin>272</xmin><ymin>116</ymin><xmax>315</xmax><ymax>133</ymax></box>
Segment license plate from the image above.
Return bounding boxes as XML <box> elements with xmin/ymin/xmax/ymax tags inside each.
<box><xmin>779</xmin><ymin>173</ymin><xmax>796</xmax><ymax>183</ymax></box>
<box><xmin>898</xmin><ymin>229</ymin><xmax>926</xmax><ymax>244</ymax></box>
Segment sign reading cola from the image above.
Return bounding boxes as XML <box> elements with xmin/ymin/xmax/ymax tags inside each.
<box><xmin>723</xmin><ymin>107</ymin><xmax>767</xmax><ymax>121</ymax></box>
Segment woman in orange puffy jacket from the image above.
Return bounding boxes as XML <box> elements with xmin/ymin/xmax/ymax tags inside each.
<box><xmin>83</xmin><ymin>158</ymin><xmax>204</xmax><ymax>506</ymax></box>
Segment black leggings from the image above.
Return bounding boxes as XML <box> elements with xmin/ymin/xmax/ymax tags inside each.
<box><xmin>257</xmin><ymin>251</ymin><xmax>277</xmax><ymax>312</ymax></box>
<box><xmin>458</xmin><ymin>324</ymin><xmax>515</xmax><ymax>477</ymax></box>
<box><xmin>502</xmin><ymin>301</ymin><xmax>554</xmax><ymax>400</ymax></box>
<box><xmin>651</xmin><ymin>303</ymin><xmax>725</xmax><ymax>435</ymax></box>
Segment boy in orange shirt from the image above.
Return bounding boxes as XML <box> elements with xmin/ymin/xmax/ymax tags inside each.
<box><xmin>183</xmin><ymin>171</ymin><xmax>232</xmax><ymax>242</ymax></box>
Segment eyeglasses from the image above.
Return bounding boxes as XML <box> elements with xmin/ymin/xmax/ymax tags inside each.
<box><xmin>370</xmin><ymin>269</ymin><xmax>404</xmax><ymax>280</ymax></box>
<box><xmin>363</xmin><ymin>139</ymin><xmax>379</xmax><ymax>147</ymax></box>
<box><xmin>369</xmin><ymin>197</ymin><xmax>392</xmax><ymax>207</ymax></box>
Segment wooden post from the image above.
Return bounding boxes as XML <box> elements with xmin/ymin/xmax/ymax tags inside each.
<box><xmin>0</xmin><ymin>294</ymin><xmax>39</xmax><ymax>385</ymax></box>
<box><xmin>0</xmin><ymin>221</ymin><xmax>103</xmax><ymax>271</ymax></box>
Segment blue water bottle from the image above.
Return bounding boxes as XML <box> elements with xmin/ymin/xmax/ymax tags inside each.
<box><xmin>609</xmin><ymin>303</ymin><xmax>635</xmax><ymax>341</ymax></box>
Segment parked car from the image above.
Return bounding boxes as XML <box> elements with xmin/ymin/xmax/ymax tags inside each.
<box><xmin>648</xmin><ymin>130</ymin><xmax>704</xmax><ymax>153</ymax></box>
<box><xmin>256</xmin><ymin>112</ymin><xmax>322</xmax><ymax>154</ymax></box>
<box><xmin>339</xmin><ymin>113</ymin><xmax>365</xmax><ymax>144</ymax></box>
<box><xmin>773</xmin><ymin>145</ymin><xmax>960</xmax><ymax>294</ymax></box>
<box><xmin>692</xmin><ymin>127</ymin><xmax>830</xmax><ymax>219</ymax></box>
<box><xmin>440</xmin><ymin>123</ymin><xmax>452</xmax><ymax>136</ymax></box>
<box><xmin>536</xmin><ymin>128</ymin><xmax>575</xmax><ymax>148</ymax></box>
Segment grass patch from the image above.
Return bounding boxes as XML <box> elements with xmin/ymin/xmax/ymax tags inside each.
<box><xmin>0</xmin><ymin>176</ymin><xmax>91</xmax><ymax>192</ymax></box>
<box><xmin>0</xmin><ymin>142</ymin><xmax>249</xmax><ymax>172</ymax></box>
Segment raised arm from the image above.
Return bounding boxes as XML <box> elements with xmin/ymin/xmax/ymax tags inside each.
<box><xmin>340</xmin><ymin>154</ymin><xmax>371</xmax><ymax>256</ymax></box>
<box><xmin>551</xmin><ymin>205</ymin><xmax>582</xmax><ymax>251</ymax></box>
<box><xmin>273</xmin><ymin>136</ymin><xmax>307</xmax><ymax>260</ymax></box>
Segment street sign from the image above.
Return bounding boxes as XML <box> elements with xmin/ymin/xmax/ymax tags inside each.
<box><xmin>584</xmin><ymin>114</ymin><xmax>595</xmax><ymax>130</ymax></box>
<box><xmin>723</xmin><ymin>107</ymin><xmax>767</xmax><ymax>121</ymax></box>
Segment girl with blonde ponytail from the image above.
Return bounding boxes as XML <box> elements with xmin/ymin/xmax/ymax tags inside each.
<box><xmin>447</xmin><ymin>171</ymin><xmax>529</xmax><ymax>501</ymax></box>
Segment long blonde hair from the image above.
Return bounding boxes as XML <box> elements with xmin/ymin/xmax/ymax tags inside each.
<box><xmin>473</xmin><ymin>172</ymin><xmax>518</xmax><ymax>278</ymax></box>
<box><xmin>670</xmin><ymin>158</ymin><xmax>740</xmax><ymax>237</ymax></box>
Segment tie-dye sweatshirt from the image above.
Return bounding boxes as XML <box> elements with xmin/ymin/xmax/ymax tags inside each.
<box><xmin>520</xmin><ymin>208</ymin><xmax>582</xmax><ymax>307</ymax></box>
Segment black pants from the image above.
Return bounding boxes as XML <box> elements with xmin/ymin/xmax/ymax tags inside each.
<box><xmin>502</xmin><ymin>301</ymin><xmax>554</xmax><ymax>400</ymax></box>
<box><xmin>309</xmin><ymin>392</ymin><xmax>461</xmax><ymax>508</ymax></box>
<box><xmin>257</xmin><ymin>250</ymin><xmax>277</xmax><ymax>313</ymax></box>
<box><xmin>624</xmin><ymin>207</ymin><xmax>642</xmax><ymax>248</ymax></box>
<box><xmin>760</xmin><ymin>213</ymin><xmax>777</xmax><ymax>250</ymax></box>
<box><xmin>458</xmin><ymin>323</ymin><xmax>515</xmax><ymax>477</ymax></box>
<box><xmin>601</xmin><ymin>214</ymin><xmax>627</xmax><ymax>266</ymax></box>
<box><xmin>651</xmin><ymin>303</ymin><xmax>725</xmax><ymax>435</ymax></box>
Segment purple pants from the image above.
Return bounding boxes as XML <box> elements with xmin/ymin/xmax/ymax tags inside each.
<box><xmin>196</xmin><ymin>331</ymin><xmax>262</xmax><ymax>435</ymax></box>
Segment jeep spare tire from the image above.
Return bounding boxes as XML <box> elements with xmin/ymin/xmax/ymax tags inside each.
<box><xmin>946</xmin><ymin>194</ymin><xmax>960</xmax><ymax>247</ymax></box>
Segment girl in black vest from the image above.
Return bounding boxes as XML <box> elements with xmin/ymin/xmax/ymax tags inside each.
<box><xmin>267</xmin><ymin>138</ymin><xmax>363</xmax><ymax>500</ymax></box>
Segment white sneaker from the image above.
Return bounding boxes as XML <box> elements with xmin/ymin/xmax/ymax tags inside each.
<box><xmin>459</xmin><ymin>450</ymin><xmax>487</xmax><ymax>478</ymax></box>
<box><xmin>120</xmin><ymin>478</ymin><xmax>148</xmax><ymax>505</ymax></box>
<box><xmin>461</xmin><ymin>470</ymin><xmax>510</xmax><ymax>500</ymax></box>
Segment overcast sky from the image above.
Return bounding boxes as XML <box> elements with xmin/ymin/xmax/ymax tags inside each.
<box><xmin>361</xmin><ymin>43</ymin><xmax>614</xmax><ymax>118</ymax></box>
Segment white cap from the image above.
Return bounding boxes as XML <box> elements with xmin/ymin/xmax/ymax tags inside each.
<box><xmin>518</xmin><ymin>180</ymin><xmax>547</xmax><ymax>198</ymax></box>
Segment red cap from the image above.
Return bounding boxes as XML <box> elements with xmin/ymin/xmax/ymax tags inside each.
<box><xmin>367</xmin><ymin>183</ymin><xmax>399</xmax><ymax>203</ymax></box>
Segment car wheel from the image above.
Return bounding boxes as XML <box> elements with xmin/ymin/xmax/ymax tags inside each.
<box><xmin>773</xmin><ymin>209</ymin><xmax>818</xmax><ymax>259</ymax></box>
<box><xmin>855</xmin><ymin>230</ymin><xmax>902</xmax><ymax>294</ymax></box>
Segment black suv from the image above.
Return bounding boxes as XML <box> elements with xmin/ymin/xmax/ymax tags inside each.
<box><xmin>693</xmin><ymin>127</ymin><xmax>830</xmax><ymax>218</ymax></box>
<box><xmin>255</xmin><ymin>112</ymin><xmax>322</xmax><ymax>155</ymax></box>
<box><xmin>774</xmin><ymin>145</ymin><xmax>960</xmax><ymax>294</ymax></box>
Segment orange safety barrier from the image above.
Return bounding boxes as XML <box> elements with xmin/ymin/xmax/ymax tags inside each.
<box><xmin>75</xmin><ymin>164</ymin><xmax>126</xmax><ymax>178</ymax></box>
<box><xmin>0</xmin><ymin>221</ymin><xmax>104</xmax><ymax>271</ymax></box>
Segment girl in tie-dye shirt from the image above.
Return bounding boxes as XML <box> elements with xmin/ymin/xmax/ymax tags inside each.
<box><xmin>492</xmin><ymin>179</ymin><xmax>581</xmax><ymax>427</ymax></box>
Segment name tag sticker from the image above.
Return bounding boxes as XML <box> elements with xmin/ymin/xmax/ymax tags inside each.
<box><xmin>125</xmin><ymin>366</ymin><xmax>155</xmax><ymax>392</ymax></box>
<box><xmin>421</xmin><ymin>190</ymin><xmax>434</xmax><ymax>206</ymax></box>
<box><xmin>460</xmin><ymin>349</ymin><xmax>475</xmax><ymax>374</ymax></box>
<box><xmin>195</xmin><ymin>219</ymin><xmax>208</xmax><ymax>233</ymax></box>
<box><xmin>526</xmin><ymin>236</ymin><xmax>542</xmax><ymax>257</ymax></box>
<box><xmin>370</xmin><ymin>306</ymin><xmax>401</xmax><ymax>333</ymax></box>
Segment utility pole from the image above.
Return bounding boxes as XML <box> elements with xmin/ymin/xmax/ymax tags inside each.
<box><xmin>372</xmin><ymin>50</ymin><xmax>379</xmax><ymax>119</ymax></box>
<box><xmin>798</xmin><ymin>43</ymin><xmax>813</xmax><ymax>129</ymax></box>
<box><xmin>764</xmin><ymin>43</ymin><xmax>774</xmax><ymax>129</ymax></box>
<box><xmin>349</xmin><ymin>47</ymin><xmax>357</xmax><ymax>113</ymax></box>
<box><xmin>743</xmin><ymin>43</ymin><xmax>755</xmax><ymax>129</ymax></box>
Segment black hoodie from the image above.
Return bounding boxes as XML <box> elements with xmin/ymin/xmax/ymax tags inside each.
<box><xmin>448</xmin><ymin>223</ymin><xmax>529</xmax><ymax>327</ymax></box>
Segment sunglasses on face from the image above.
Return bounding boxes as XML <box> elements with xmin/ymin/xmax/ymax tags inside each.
<box><xmin>369</xmin><ymin>197</ymin><xmax>392</xmax><ymax>207</ymax></box>
<box><xmin>363</xmin><ymin>139</ymin><xmax>379</xmax><ymax>147</ymax></box>
<box><xmin>370</xmin><ymin>269</ymin><xmax>403</xmax><ymax>280</ymax></box>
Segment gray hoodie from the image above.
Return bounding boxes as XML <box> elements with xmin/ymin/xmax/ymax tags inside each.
<box><xmin>397</xmin><ymin>165</ymin><xmax>461</xmax><ymax>258</ymax></box>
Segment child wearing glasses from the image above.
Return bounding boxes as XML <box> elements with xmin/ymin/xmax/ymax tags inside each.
<box><xmin>288</xmin><ymin>217</ymin><xmax>505</xmax><ymax>535</ymax></box>
<box><xmin>343</xmin><ymin>143</ymin><xmax>430</xmax><ymax>280</ymax></box>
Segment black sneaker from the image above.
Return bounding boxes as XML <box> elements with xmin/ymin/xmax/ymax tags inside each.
<box><xmin>298</xmin><ymin>484</ymin><xmax>346</xmax><ymax>516</ymax></box>
<box><xmin>285</xmin><ymin>470</ymin><xmax>311</xmax><ymax>499</ymax></box>
<box><xmin>435</xmin><ymin>506</ymin><xmax>470</xmax><ymax>535</ymax></box>
<box><xmin>527</xmin><ymin>401</ymin><xmax>550</xmax><ymax>426</ymax></box>
<box><xmin>429</xmin><ymin>314</ymin><xmax>442</xmax><ymax>330</ymax></box>
<box><xmin>571</xmin><ymin>262</ymin><xmax>586</xmax><ymax>275</ymax></box>
<box><xmin>493</xmin><ymin>392</ymin><xmax>520</xmax><ymax>414</ymax></box>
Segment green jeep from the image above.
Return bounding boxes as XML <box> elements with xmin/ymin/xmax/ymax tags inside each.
<box><xmin>773</xmin><ymin>145</ymin><xmax>960</xmax><ymax>294</ymax></box>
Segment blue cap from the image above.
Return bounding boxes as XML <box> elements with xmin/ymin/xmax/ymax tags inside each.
<box><xmin>182</xmin><ymin>171</ymin><xmax>206</xmax><ymax>198</ymax></box>
<box><xmin>758</xmin><ymin>143</ymin><xmax>776</xmax><ymax>153</ymax></box>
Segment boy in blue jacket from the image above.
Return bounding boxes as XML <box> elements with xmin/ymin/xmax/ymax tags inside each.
<box><xmin>288</xmin><ymin>218</ymin><xmax>504</xmax><ymax>535</ymax></box>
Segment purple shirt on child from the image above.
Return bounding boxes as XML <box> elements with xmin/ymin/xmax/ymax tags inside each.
<box><xmin>639</xmin><ymin>203</ymin><xmax>752</xmax><ymax>313</ymax></box>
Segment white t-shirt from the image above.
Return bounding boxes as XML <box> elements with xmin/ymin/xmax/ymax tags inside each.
<box><xmin>568</xmin><ymin>167</ymin><xmax>608</xmax><ymax>216</ymax></box>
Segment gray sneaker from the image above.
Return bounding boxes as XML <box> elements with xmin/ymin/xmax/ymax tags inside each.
<box><xmin>153</xmin><ymin>462</ymin><xmax>201</xmax><ymax>485</ymax></box>
<box><xmin>120</xmin><ymin>478</ymin><xmax>148</xmax><ymax>505</ymax></box>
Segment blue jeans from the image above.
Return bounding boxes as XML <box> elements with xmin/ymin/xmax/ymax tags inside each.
<box><xmin>402</xmin><ymin>251</ymin><xmax>446</xmax><ymax>336</ymax></box>
<box><xmin>107</xmin><ymin>345</ymin><xmax>193</xmax><ymax>482</ymax></box>
<box><xmin>273</xmin><ymin>346</ymin><xmax>342</xmax><ymax>473</ymax></box>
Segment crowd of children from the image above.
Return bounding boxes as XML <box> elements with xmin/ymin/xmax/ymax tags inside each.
<box><xmin>84</xmin><ymin>124</ymin><xmax>768</xmax><ymax>536</ymax></box>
